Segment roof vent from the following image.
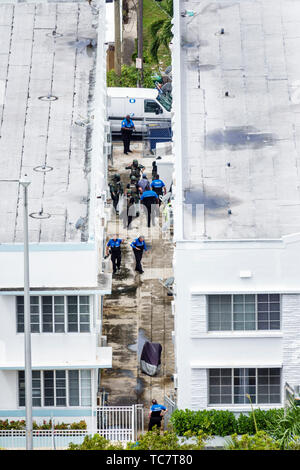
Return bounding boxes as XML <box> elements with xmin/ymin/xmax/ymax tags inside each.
<box><xmin>38</xmin><ymin>94</ymin><xmax>58</xmax><ymax>102</ymax></box>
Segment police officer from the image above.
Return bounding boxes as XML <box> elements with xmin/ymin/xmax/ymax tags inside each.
<box><xmin>140</xmin><ymin>188</ymin><xmax>159</xmax><ymax>228</ymax></box>
<box><xmin>125</xmin><ymin>159</ymin><xmax>145</xmax><ymax>183</ymax></box>
<box><xmin>137</xmin><ymin>173</ymin><xmax>150</xmax><ymax>194</ymax></box>
<box><xmin>109</xmin><ymin>174</ymin><xmax>123</xmax><ymax>214</ymax></box>
<box><xmin>150</xmin><ymin>174</ymin><xmax>166</xmax><ymax>205</ymax></box>
<box><xmin>152</xmin><ymin>161</ymin><xmax>158</xmax><ymax>180</ymax></box>
<box><xmin>121</xmin><ymin>115</ymin><xmax>135</xmax><ymax>154</ymax></box>
<box><xmin>130</xmin><ymin>236</ymin><xmax>148</xmax><ymax>274</ymax></box>
<box><xmin>106</xmin><ymin>235</ymin><xmax>125</xmax><ymax>274</ymax></box>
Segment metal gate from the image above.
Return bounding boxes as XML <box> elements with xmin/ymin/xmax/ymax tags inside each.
<box><xmin>96</xmin><ymin>404</ymin><xmax>144</xmax><ymax>442</ymax></box>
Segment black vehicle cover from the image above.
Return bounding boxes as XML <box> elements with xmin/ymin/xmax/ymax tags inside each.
<box><xmin>140</xmin><ymin>341</ymin><xmax>162</xmax><ymax>376</ymax></box>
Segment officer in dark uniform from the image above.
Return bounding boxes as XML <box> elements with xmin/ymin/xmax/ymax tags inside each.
<box><xmin>150</xmin><ymin>174</ymin><xmax>166</xmax><ymax>206</ymax></box>
<box><xmin>130</xmin><ymin>236</ymin><xmax>148</xmax><ymax>273</ymax></box>
<box><xmin>123</xmin><ymin>189</ymin><xmax>135</xmax><ymax>229</ymax></box>
<box><xmin>121</xmin><ymin>115</ymin><xmax>135</xmax><ymax>154</ymax></box>
<box><xmin>106</xmin><ymin>235</ymin><xmax>125</xmax><ymax>274</ymax></box>
<box><xmin>109</xmin><ymin>174</ymin><xmax>123</xmax><ymax>214</ymax></box>
<box><xmin>125</xmin><ymin>159</ymin><xmax>145</xmax><ymax>183</ymax></box>
<box><xmin>140</xmin><ymin>189</ymin><xmax>159</xmax><ymax>227</ymax></box>
<box><xmin>152</xmin><ymin>161</ymin><xmax>158</xmax><ymax>180</ymax></box>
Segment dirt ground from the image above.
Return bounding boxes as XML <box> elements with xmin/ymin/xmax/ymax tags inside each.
<box><xmin>100</xmin><ymin>139</ymin><xmax>175</xmax><ymax>426</ymax></box>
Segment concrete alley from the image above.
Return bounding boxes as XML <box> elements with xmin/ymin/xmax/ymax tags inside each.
<box><xmin>100</xmin><ymin>140</ymin><xmax>175</xmax><ymax>425</ymax></box>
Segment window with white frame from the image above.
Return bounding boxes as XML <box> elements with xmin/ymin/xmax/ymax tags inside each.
<box><xmin>208</xmin><ymin>368</ymin><xmax>281</xmax><ymax>405</ymax></box>
<box><xmin>207</xmin><ymin>294</ymin><xmax>280</xmax><ymax>331</ymax></box>
<box><xmin>16</xmin><ymin>295</ymin><xmax>91</xmax><ymax>333</ymax></box>
<box><xmin>18</xmin><ymin>370</ymin><xmax>92</xmax><ymax>407</ymax></box>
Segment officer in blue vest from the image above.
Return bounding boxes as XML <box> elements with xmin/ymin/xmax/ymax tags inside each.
<box><xmin>106</xmin><ymin>235</ymin><xmax>125</xmax><ymax>274</ymax></box>
<box><xmin>130</xmin><ymin>236</ymin><xmax>147</xmax><ymax>273</ymax></box>
<box><xmin>121</xmin><ymin>115</ymin><xmax>135</xmax><ymax>154</ymax></box>
<box><xmin>150</xmin><ymin>174</ymin><xmax>166</xmax><ymax>206</ymax></box>
<box><xmin>140</xmin><ymin>189</ymin><xmax>159</xmax><ymax>227</ymax></box>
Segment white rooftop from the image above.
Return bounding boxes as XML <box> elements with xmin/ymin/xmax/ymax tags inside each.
<box><xmin>0</xmin><ymin>1</ymin><xmax>98</xmax><ymax>243</ymax></box>
<box><xmin>175</xmin><ymin>0</ymin><xmax>300</xmax><ymax>240</ymax></box>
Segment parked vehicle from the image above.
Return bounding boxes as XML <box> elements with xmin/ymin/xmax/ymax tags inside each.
<box><xmin>107</xmin><ymin>87</ymin><xmax>172</xmax><ymax>135</ymax></box>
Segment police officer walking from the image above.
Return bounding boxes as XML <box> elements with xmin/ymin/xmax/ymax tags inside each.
<box><xmin>140</xmin><ymin>188</ymin><xmax>159</xmax><ymax>227</ymax></box>
<box><xmin>121</xmin><ymin>115</ymin><xmax>135</xmax><ymax>154</ymax></box>
<box><xmin>109</xmin><ymin>173</ymin><xmax>123</xmax><ymax>214</ymax></box>
<box><xmin>106</xmin><ymin>235</ymin><xmax>125</xmax><ymax>274</ymax></box>
<box><xmin>130</xmin><ymin>236</ymin><xmax>147</xmax><ymax>274</ymax></box>
<box><xmin>150</xmin><ymin>174</ymin><xmax>166</xmax><ymax>206</ymax></box>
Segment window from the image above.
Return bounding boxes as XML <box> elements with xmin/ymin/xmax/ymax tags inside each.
<box><xmin>43</xmin><ymin>370</ymin><xmax>66</xmax><ymax>406</ymax></box>
<box><xmin>18</xmin><ymin>371</ymin><xmax>41</xmax><ymax>407</ymax></box>
<box><xmin>18</xmin><ymin>370</ymin><xmax>91</xmax><ymax>407</ymax></box>
<box><xmin>208</xmin><ymin>294</ymin><xmax>280</xmax><ymax>331</ymax></box>
<box><xmin>208</xmin><ymin>368</ymin><xmax>281</xmax><ymax>405</ymax></box>
<box><xmin>17</xmin><ymin>296</ymin><xmax>40</xmax><ymax>333</ymax></box>
<box><xmin>144</xmin><ymin>99</ymin><xmax>162</xmax><ymax>114</ymax></box>
<box><xmin>16</xmin><ymin>295</ymin><xmax>90</xmax><ymax>333</ymax></box>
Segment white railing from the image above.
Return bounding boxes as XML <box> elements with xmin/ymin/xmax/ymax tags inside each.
<box><xmin>0</xmin><ymin>430</ymin><xmax>88</xmax><ymax>450</ymax></box>
<box><xmin>0</xmin><ymin>405</ymin><xmax>144</xmax><ymax>449</ymax></box>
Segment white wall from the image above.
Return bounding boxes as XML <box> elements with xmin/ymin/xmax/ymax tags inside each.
<box><xmin>0</xmin><ymin>246</ymin><xmax>98</xmax><ymax>289</ymax></box>
<box><xmin>174</xmin><ymin>235</ymin><xmax>300</xmax><ymax>410</ymax></box>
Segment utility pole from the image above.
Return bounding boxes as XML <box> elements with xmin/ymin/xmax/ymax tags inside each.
<box><xmin>137</xmin><ymin>0</ymin><xmax>143</xmax><ymax>87</ymax></box>
<box><xmin>114</xmin><ymin>0</ymin><xmax>122</xmax><ymax>76</ymax></box>
<box><xmin>21</xmin><ymin>180</ymin><xmax>33</xmax><ymax>451</ymax></box>
<box><xmin>0</xmin><ymin>178</ymin><xmax>33</xmax><ymax>449</ymax></box>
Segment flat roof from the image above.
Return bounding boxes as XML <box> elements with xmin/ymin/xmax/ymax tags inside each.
<box><xmin>0</xmin><ymin>1</ymin><xmax>97</xmax><ymax>243</ymax></box>
<box><xmin>174</xmin><ymin>0</ymin><xmax>300</xmax><ymax>240</ymax></box>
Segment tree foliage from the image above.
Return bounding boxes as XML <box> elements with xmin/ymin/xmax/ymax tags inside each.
<box><xmin>107</xmin><ymin>64</ymin><xmax>156</xmax><ymax>88</ymax></box>
<box><xmin>149</xmin><ymin>0</ymin><xmax>173</xmax><ymax>63</ymax></box>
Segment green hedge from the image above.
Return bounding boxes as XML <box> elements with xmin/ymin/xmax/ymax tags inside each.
<box><xmin>170</xmin><ymin>409</ymin><xmax>284</xmax><ymax>437</ymax></box>
<box><xmin>0</xmin><ymin>419</ymin><xmax>87</xmax><ymax>430</ymax></box>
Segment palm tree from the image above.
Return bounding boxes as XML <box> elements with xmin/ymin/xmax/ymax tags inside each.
<box><xmin>149</xmin><ymin>0</ymin><xmax>173</xmax><ymax>63</ymax></box>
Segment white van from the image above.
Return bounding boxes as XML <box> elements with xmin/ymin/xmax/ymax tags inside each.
<box><xmin>107</xmin><ymin>87</ymin><xmax>172</xmax><ymax>135</ymax></box>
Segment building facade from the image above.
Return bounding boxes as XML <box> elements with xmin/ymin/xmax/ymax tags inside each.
<box><xmin>172</xmin><ymin>0</ymin><xmax>300</xmax><ymax>411</ymax></box>
<box><xmin>0</xmin><ymin>0</ymin><xmax>111</xmax><ymax>426</ymax></box>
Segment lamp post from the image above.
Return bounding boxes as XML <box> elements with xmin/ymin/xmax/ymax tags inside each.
<box><xmin>0</xmin><ymin>179</ymin><xmax>32</xmax><ymax>449</ymax></box>
<box><xmin>20</xmin><ymin>180</ymin><xmax>33</xmax><ymax>450</ymax></box>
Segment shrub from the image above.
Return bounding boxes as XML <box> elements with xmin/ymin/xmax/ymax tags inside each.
<box><xmin>127</xmin><ymin>428</ymin><xmax>207</xmax><ymax>450</ymax></box>
<box><xmin>237</xmin><ymin>409</ymin><xmax>283</xmax><ymax>435</ymax></box>
<box><xmin>171</xmin><ymin>408</ymin><xmax>285</xmax><ymax>437</ymax></box>
<box><xmin>0</xmin><ymin>419</ymin><xmax>87</xmax><ymax>430</ymax></box>
<box><xmin>69</xmin><ymin>434</ymin><xmax>124</xmax><ymax>450</ymax></box>
<box><xmin>107</xmin><ymin>64</ymin><xmax>157</xmax><ymax>88</ymax></box>
<box><xmin>268</xmin><ymin>400</ymin><xmax>300</xmax><ymax>449</ymax></box>
<box><xmin>226</xmin><ymin>431</ymin><xmax>281</xmax><ymax>450</ymax></box>
<box><xmin>170</xmin><ymin>409</ymin><xmax>237</xmax><ymax>436</ymax></box>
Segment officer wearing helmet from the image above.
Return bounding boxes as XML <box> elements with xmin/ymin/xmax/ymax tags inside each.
<box><xmin>125</xmin><ymin>160</ymin><xmax>145</xmax><ymax>182</ymax></box>
<box><xmin>109</xmin><ymin>173</ymin><xmax>123</xmax><ymax>214</ymax></box>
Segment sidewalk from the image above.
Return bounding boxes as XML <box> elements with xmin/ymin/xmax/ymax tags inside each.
<box><xmin>122</xmin><ymin>0</ymin><xmax>137</xmax><ymax>65</ymax></box>
<box><xmin>100</xmin><ymin>140</ymin><xmax>175</xmax><ymax>426</ymax></box>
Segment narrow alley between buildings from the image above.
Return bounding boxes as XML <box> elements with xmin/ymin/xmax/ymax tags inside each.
<box><xmin>100</xmin><ymin>139</ymin><xmax>175</xmax><ymax>426</ymax></box>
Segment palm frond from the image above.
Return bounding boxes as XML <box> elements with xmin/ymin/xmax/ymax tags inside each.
<box><xmin>149</xmin><ymin>18</ymin><xmax>166</xmax><ymax>37</ymax></box>
<box><xmin>149</xmin><ymin>35</ymin><xmax>162</xmax><ymax>63</ymax></box>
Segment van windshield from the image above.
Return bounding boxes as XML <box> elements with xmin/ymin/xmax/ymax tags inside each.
<box><xmin>157</xmin><ymin>92</ymin><xmax>172</xmax><ymax>112</ymax></box>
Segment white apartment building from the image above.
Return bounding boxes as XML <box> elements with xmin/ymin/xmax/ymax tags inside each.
<box><xmin>0</xmin><ymin>0</ymin><xmax>112</xmax><ymax>426</ymax></box>
<box><xmin>172</xmin><ymin>0</ymin><xmax>300</xmax><ymax>411</ymax></box>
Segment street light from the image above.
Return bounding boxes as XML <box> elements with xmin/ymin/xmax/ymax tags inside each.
<box><xmin>0</xmin><ymin>178</ymin><xmax>32</xmax><ymax>450</ymax></box>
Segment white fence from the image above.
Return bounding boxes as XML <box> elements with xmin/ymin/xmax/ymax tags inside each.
<box><xmin>0</xmin><ymin>405</ymin><xmax>144</xmax><ymax>450</ymax></box>
<box><xmin>0</xmin><ymin>430</ymin><xmax>88</xmax><ymax>450</ymax></box>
